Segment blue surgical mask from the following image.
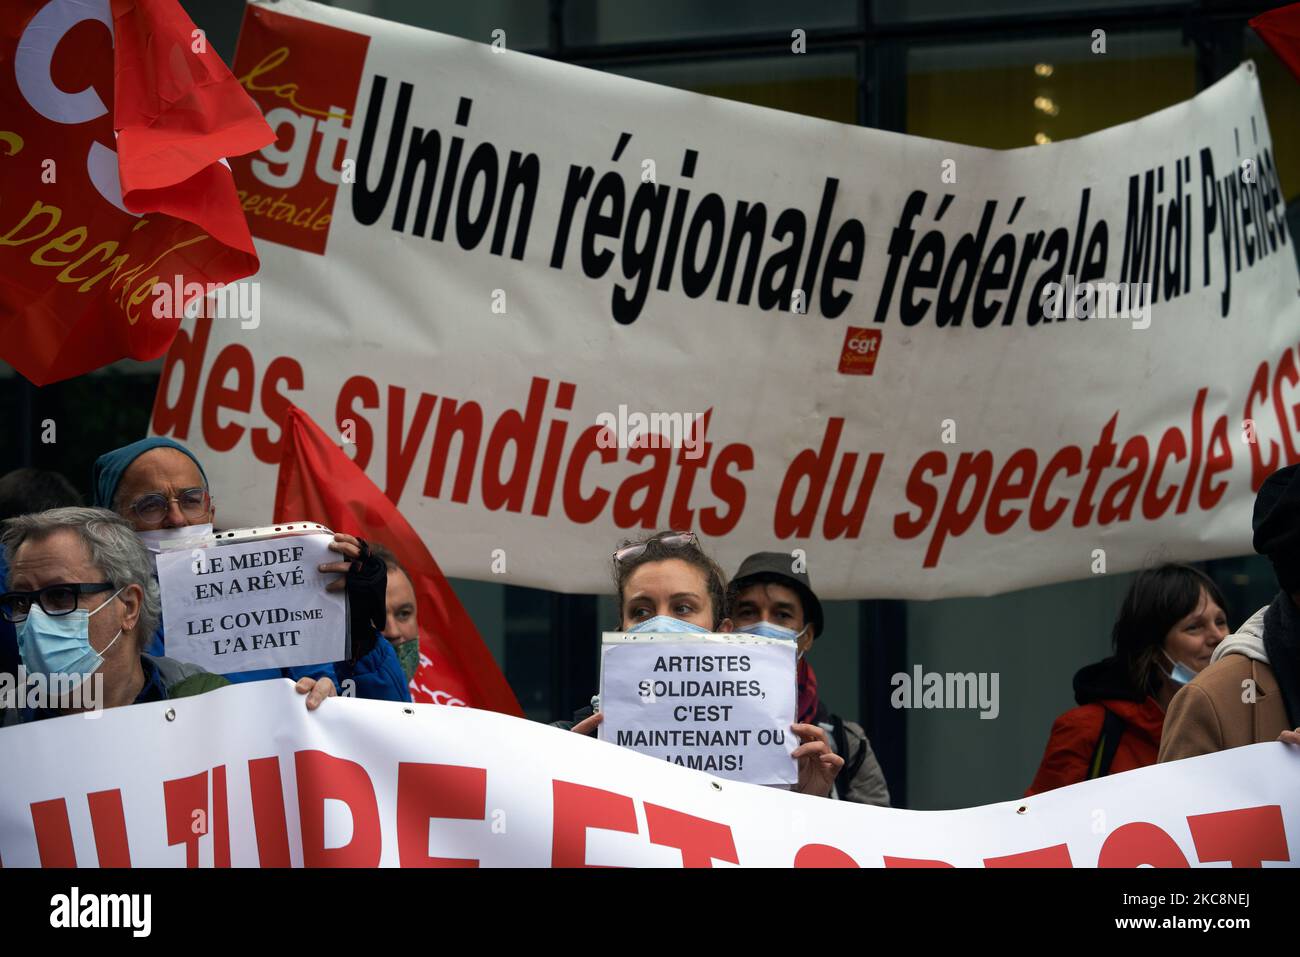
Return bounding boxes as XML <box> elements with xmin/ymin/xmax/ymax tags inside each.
<box><xmin>1161</xmin><ymin>650</ymin><xmax>1198</xmax><ymax>687</ymax></box>
<box><xmin>627</xmin><ymin>615</ymin><xmax>710</xmax><ymax>635</ymax></box>
<box><xmin>17</xmin><ymin>589</ymin><xmax>125</xmax><ymax>689</ymax></box>
<box><xmin>737</xmin><ymin>621</ymin><xmax>807</xmax><ymax>642</ymax></box>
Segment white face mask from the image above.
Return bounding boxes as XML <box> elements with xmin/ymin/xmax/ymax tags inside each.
<box><xmin>137</xmin><ymin>523</ymin><xmax>214</xmax><ymax>554</ymax></box>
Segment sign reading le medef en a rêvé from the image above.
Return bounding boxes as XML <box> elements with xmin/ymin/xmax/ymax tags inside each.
<box><xmin>599</xmin><ymin>632</ymin><xmax>797</xmax><ymax>786</ymax></box>
<box><xmin>156</xmin><ymin>530</ymin><xmax>347</xmax><ymax>674</ymax></box>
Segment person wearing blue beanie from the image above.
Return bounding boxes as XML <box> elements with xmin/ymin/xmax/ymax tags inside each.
<box><xmin>92</xmin><ymin>437</ymin><xmax>209</xmax><ymax>512</ymax></box>
<box><xmin>88</xmin><ymin>438</ymin><xmax>411</xmax><ymax>703</ymax></box>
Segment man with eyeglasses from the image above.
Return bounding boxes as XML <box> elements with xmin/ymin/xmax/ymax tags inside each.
<box><xmin>0</xmin><ymin>469</ymin><xmax>84</xmax><ymax>725</ymax></box>
<box><xmin>0</xmin><ymin>507</ymin><xmax>343</xmax><ymax>724</ymax></box>
<box><xmin>90</xmin><ymin>437</ymin><xmax>409</xmax><ymax>702</ymax></box>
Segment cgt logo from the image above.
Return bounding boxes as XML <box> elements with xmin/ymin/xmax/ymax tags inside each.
<box><xmin>227</xmin><ymin>5</ymin><xmax>370</xmax><ymax>254</ymax></box>
<box><xmin>13</xmin><ymin>0</ymin><xmax>131</xmax><ymax>214</ymax></box>
<box><xmin>838</xmin><ymin>327</ymin><xmax>881</xmax><ymax>375</ymax></box>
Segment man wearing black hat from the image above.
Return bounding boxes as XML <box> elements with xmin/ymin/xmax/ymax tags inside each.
<box><xmin>728</xmin><ymin>552</ymin><xmax>891</xmax><ymax>806</ymax></box>
<box><xmin>1159</xmin><ymin>465</ymin><xmax>1300</xmax><ymax>762</ymax></box>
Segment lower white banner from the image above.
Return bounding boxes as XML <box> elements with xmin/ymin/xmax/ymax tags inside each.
<box><xmin>0</xmin><ymin>681</ymin><xmax>1296</xmax><ymax>867</ymax></box>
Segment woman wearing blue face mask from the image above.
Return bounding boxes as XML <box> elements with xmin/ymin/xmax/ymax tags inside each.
<box><xmin>614</xmin><ymin>530</ymin><xmax>731</xmax><ymax>637</ymax></box>
<box><xmin>1026</xmin><ymin>563</ymin><xmax>1229</xmax><ymax>796</ymax></box>
<box><xmin>563</xmin><ymin>531</ymin><xmax>844</xmax><ymax>797</ymax></box>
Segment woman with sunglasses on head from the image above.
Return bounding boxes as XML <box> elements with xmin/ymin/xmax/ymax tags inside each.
<box><xmin>564</xmin><ymin>530</ymin><xmax>844</xmax><ymax>798</ymax></box>
<box><xmin>86</xmin><ymin>437</ymin><xmax>410</xmax><ymax>703</ymax></box>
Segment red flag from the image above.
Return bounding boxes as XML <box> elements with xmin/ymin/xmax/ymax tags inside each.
<box><xmin>274</xmin><ymin>405</ymin><xmax>524</xmax><ymax>717</ymax></box>
<box><xmin>1252</xmin><ymin>3</ymin><xmax>1300</xmax><ymax>82</ymax></box>
<box><xmin>0</xmin><ymin>0</ymin><xmax>274</xmax><ymax>385</ymax></box>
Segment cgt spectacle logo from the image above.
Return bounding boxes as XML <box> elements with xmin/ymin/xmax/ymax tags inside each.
<box><xmin>838</xmin><ymin>327</ymin><xmax>881</xmax><ymax>375</ymax></box>
<box><xmin>227</xmin><ymin>5</ymin><xmax>370</xmax><ymax>254</ymax></box>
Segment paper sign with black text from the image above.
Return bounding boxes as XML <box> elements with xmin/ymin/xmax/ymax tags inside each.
<box><xmin>155</xmin><ymin>531</ymin><xmax>346</xmax><ymax>673</ymax></box>
<box><xmin>598</xmin><ymin>632</ymin><xmax>797</xmax><ymax>786</ymax></box>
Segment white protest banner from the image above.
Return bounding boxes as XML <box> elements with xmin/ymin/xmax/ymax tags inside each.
<box><xmin>0</xmin><ymin>681</ymin><xmax>1296</xmax><ymax>867</ymax></box>
<box><xmin>149</xmin><ymin>0</ymin><xmax>1300</xmax><ymax>599</ymax></box>
<box><xmin>598</xmin><ymin>632</ymin><xmax>796</xmax><ymax>785</ymax></box>
<box><xmin>155</xmin><ymin>529</ymin><xmax>346</xmax><ymax>673</ymax></box>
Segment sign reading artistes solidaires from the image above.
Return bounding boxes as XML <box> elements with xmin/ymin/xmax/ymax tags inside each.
<box><xmin>598</xmin><ymin>632</ymin><xmax>798</xmax><ymax>786</ymax></box>
<box><xmin>149</xmin><ymin>0</ymin><xmax>1300</xmax><ymax>599</ymax></box>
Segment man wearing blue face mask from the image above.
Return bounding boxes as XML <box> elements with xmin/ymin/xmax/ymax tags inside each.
<box><xmin>0</xmin><ymin>507</ymin><xmax>341</xmax><ymax>722</ymax></box>
<box><xmin>727</xmin><ymin>552</ymin><xmax>891</xmax><ymax>806</ymax></box>
<box><xmin>90</xmin><ymin>438</ymin><xmax>409</xmax><ymax>703</ymax></box>
<box><xmin>0</xmin><ymin>508</ymin><xmax>226</xmax><ymax>721</ymax></box>
<box><xmin>0</xmin><ymin>468</ymin><xmax>84</xmax><ymax>726</ymax></box>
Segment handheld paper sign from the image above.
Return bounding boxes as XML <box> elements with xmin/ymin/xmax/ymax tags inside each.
<box><xmin>597</xmin><ymin>630</ymin><xmax>799</xmax><ymax>787</ymax></box>
<box><xmin>154</xmin><ymin>522</ymin><xmax>348</xmax><ymax>674</ymax></box>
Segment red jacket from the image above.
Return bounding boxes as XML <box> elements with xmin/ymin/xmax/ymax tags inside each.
<box><xmin>1026</xmin><ymin>656</ymin><xmax>1166</xmax><ymax>796</ymax></box>
<box><xmin>1024</xmin><ymin>655</ymin><xmax>1170</xmax><ymax>795</ymax></box>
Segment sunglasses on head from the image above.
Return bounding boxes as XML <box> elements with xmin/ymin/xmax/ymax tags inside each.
<box><xmin>613</xmin><ymin>531</ymin><xmax>699</xmax><ymax>565</ymax></box>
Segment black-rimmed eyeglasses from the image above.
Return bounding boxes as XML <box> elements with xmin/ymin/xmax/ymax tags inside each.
<box><xmin>0</xmin><ymin>583</ymin><xmax>117</xmax><ymax>623</ymax></box>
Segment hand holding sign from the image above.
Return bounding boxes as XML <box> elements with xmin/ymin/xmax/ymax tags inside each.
<box><xmin>791</xmin><ymin>723</ymin><xmax>844</xmax><ymax>798</ymax></box>
<box><xmin>318</xmin><ymin>533</ymin><xmax>385</xmax><ymax>661</ymax></box>
<box><xmin>318</xmin><ymin>533</ymin><xmax>364</xmax><ymax>591</ymax></box>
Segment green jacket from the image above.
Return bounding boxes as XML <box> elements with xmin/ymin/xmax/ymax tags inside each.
<box><xmin>145</xmin><ymin>654</ymin><xmax>230</xmax><ymax>699</ymax></box>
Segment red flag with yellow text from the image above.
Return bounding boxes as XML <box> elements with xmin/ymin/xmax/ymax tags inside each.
<box><xmin>0</xmin><ymin>0</ymin><xmax>273</xmax><ymax>385</ymax></box>
<box><xmin>274</xmin><ymin>405</ymin><xmax>524</xmax><ymax>716</ymax></box>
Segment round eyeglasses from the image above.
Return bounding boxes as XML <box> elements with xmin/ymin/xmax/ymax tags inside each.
<box><xmin>126</xmin><ymin>487</ymin><xmax>211</xmax><ymax>526</ymax></box>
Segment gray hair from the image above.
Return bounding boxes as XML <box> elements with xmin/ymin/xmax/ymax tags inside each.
<box><xmin>2</xmin><ymin>506</ymin><xmax>162</xmax><ymax>645</ymax></box>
